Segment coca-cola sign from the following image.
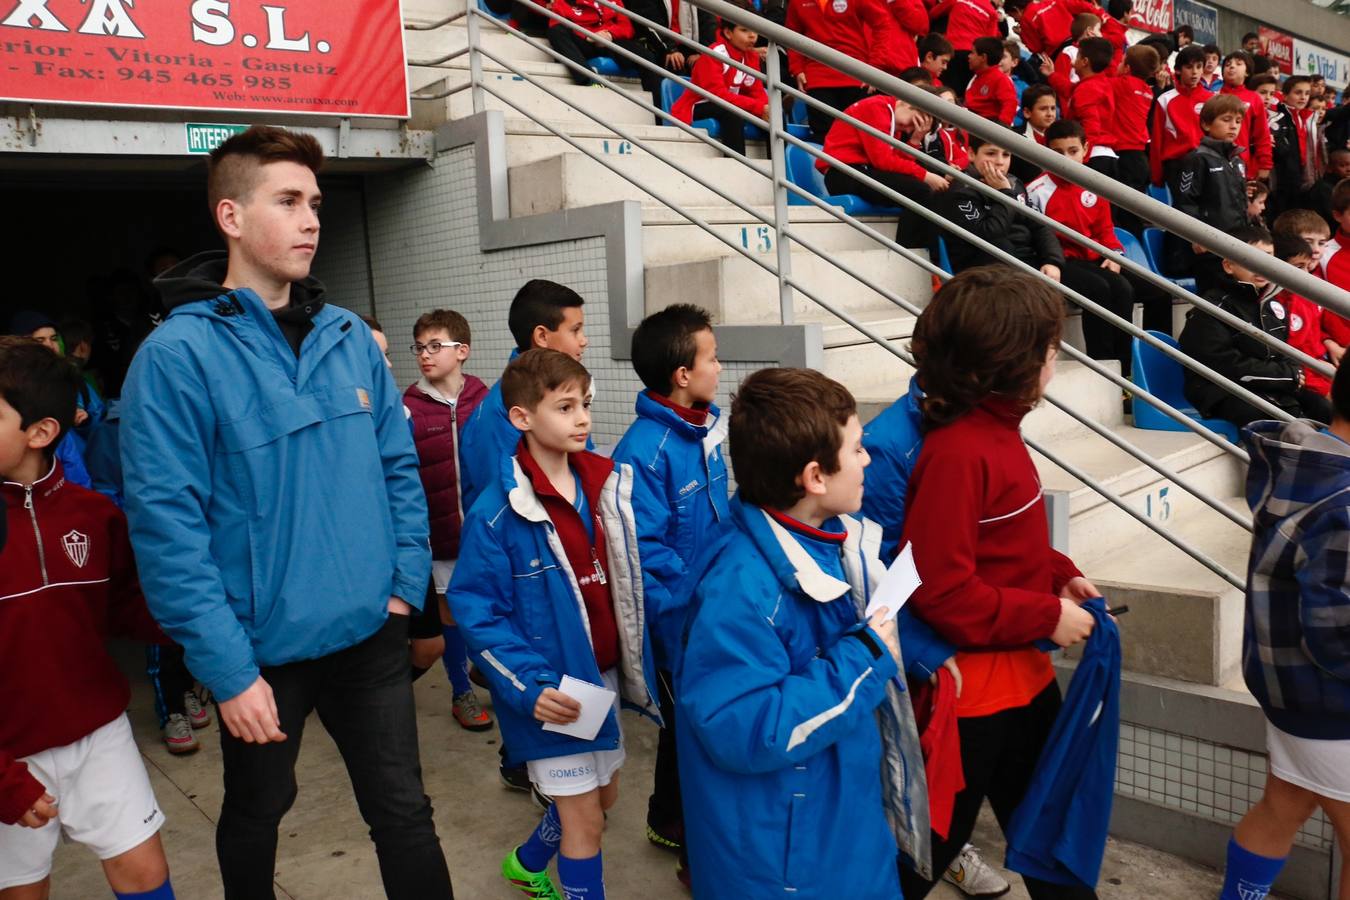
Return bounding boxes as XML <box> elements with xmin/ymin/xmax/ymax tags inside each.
<box><xmin>1126</xmin><ymin>0</ymin><xmax>1172</xmax><ymax>34</ymax></box>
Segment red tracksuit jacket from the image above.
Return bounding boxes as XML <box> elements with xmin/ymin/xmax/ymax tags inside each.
<box><xmin>818</xmin><ymin>93</ymin><xmax>929</xmax><ymax>177</ymax></box>
<box><xmin>885</xmin><ymin>0</ymin><xmax>930</xmax><ymax>69</ymax></box>
<box><xmin>929</xmin><ymin>0</ymin><xmax>999</xmax><ymax>51</ymax></box>
<box><xmin>965</xmin><ymin>66</ymin><xmax>1018</xmax><ymax>125</ymax></box>
<box><xmin>1220</xmin><ymin>83</ymin><xmax>1274</xmax><ymax>176</ymax></box>
<box><xmin>1047</xmin><ymin>44</ymin><xmax>1079</xmax><ymax>105</ymax></box>
<box><xmin>1018</xmin><ymin>0</ymin><xmax>1096</xmax><ymax>54</ymax></box>
<box><xmin>672</xmin><ymin>39</ymin><xmax>769</xmax><ymax>124</ymax></box>
<box><xmin>1067</xmin><ymin>71</ymin><xmax>1116</xmax><ymax>152</ymax></box>
<box><xmin>550</xmin><ymin>0</ymin><xmax>636</xmax><ymax>39</ymax></box>
<box><xmin>1112</xmin><ymin>73</ymin><xmax>1154</xmax><ymax>152</ymax></box>
<box><xmin>1320</xmin><ymin>232</ymin><xmax>1350</xmax><ymax>347</ymax></box>
<box><xmin>786</xmin><ymin>0</ymin><xmax>902</xmax><ymax>90</ymax></box>
<box><xmin>1150</xmin><ymin>82</ymin><xmax>1210</xmax><ymax>185</ymax></box>
<box><xmin>1026</xmin><ymin>172</ymin><xmax>1124</xmax><ymax>260</ymax></box>
<box><xmin>1282</xmin><ymin>291</ymin><xmax>1333</xmax><ymax>396</ymax></box>
<box><xmin>0</xmin><ymin>462</ymin><xmax>166</xmax><ymax>826</ymax></box>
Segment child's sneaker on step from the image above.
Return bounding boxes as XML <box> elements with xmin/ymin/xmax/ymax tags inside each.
<box><xmin>184</xmin><ymin>689</ymin><xmax>211</xmax><ymax>729</ymax></box>
<box><xmin>502</xmin><ymin>847</ymin><xmax>563</xmax><ymax>900</ymax></box>
<box><xmin>646</xmin><ymin>818</ymin><xmax>684</xmax><ymax>852</ymax></box>
<box><xmin>943</xmin><ymin>844</ymin><xmax>1011</xmax><ymax>897</ymax></box>
<box><xmin>452</xmin><ymin>688</ymin><xmax>494</xmax><ymax>731</ymax></box>
<box><xmin>163</xmin><ymin>714</ymin><xmax>200</xmax><ymax>755</ymax></box>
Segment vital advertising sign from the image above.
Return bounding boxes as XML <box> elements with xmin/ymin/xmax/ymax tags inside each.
<box><xmin>1293</xmin><ymin>39</ymin><xmax>1350</xmax><ymax>89</ymax></box>
<box><xmin>0</xmin><ymin>1</ymin><xmax>409</xmax><ymax>118</ymax></box>
<box><xmin>1126</xmin><ymin>0</ymin><xmax>1172</xmax><ymax>34</ymax></box>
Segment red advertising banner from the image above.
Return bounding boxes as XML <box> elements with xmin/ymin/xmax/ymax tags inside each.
<box><xmin>1126</xmin><ymin>0</ymin><xmax>1172</xmax><ymax>34</ymax></box>
<box><xmin>0</xmin><ymin>1</ymin><xmax>409</xmax><ymax>118</ymax></box>
<box><xmin>1259</xmin><ymin>25</ymin><xmax>1293</xmax><ymax>75</ymax></box>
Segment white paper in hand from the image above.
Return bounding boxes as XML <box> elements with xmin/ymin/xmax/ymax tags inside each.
<box><xmin>865</xmin><ymin>541</ymin><xmax>922</xmax><ymax>623</ymax></box>
<box><xmin>541</xmin><ymin>675</ymin><xmax>617</xmax><ymax>742</ymax></box>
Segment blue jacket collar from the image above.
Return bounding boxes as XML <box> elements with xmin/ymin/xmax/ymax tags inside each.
<box><xmin>732</xmin><ymin>494</ymin><xmax>863</xmax><ymax>603</ymax></box>
<box><xmin>634</xmin><ymin>390</ymin><xmax>728</xmax><ymax>457</ymax></box>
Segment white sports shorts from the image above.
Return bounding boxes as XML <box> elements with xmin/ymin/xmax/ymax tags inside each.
<box><xmin>527</xmin><ymin>669</ymin><xmax>625</xmax><ymax>797</ymax></box>
<box><xmin>1266</xmin><ymin>720</ymin><xmax>1350</xmax><ymax>802</ymax></box>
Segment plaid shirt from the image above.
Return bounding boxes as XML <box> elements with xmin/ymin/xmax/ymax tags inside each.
<box><xmin>1242</xmin><ymin>419</ymin><xmax>1350</xmax><ymax>740</ymax></box>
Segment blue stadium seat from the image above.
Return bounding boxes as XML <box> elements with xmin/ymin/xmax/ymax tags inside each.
<box><xmin>658</xmin><ymin>76</ymin><xmax>769</xmax><ymax>141</ymax></box>
<box><xmin>1114</xmin><ymin>227</ymin><xmax>1151</xmax><ymax>272</ymax></box>
<box><xmin>1130</xmin><ymin>330</ymin><xmax>1241</xmax><ymax>442</ymax></box>
<box><xmin>1141</xmin><ymin>227</ymin><xmax>1197</xmax><ymax>294</ymax></box>
<box><xmin>587</xmin><ymin>56</ymin><xmax>639</xmax><ymax>78</ymax></box>
<box><xmin>935</xmin><ymin>235</ymin><xmax>954</xmax><ymax>275</ymax></box>
<box><xmin>783</xmin><ymin>143</ymin><xmax>902</xmax><ymax>215</ymax></box>
<box><xmin>1147</xmin><ymin>183</ymin><xmax>1172</xmax><ymax>205</ymax></box>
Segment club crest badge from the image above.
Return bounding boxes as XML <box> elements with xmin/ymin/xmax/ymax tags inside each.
<box><xmin>1269</xmin><ymin>300</ymin><xmax>1286</xmax><ymax>320</ymax></box>
<box><xmin>1081</xmin><ymin>191</ymin><xmax>1098</xmax><ymax>208</ymax></box>
<box><xmin>62</xmin><ymin>530</ymin><xmax>90</xmax><ymax>568</ymax></box>
<box><xmin>832</xmin><ymin>0</ymin><xmax>848</xmax><ymax>12</ymax></box>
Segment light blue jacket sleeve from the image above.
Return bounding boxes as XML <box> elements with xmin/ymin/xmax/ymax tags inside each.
<box><xmin>447</xmin><ymin>514</ymin><xmax>560</xmax><ymax>719</ymax></box>
<box><xmin>366</xmin><ymin>338</ymin><xmax>431</xmax><ymax>609</ymax></box>
<box><xmin>680</xmin><ymin>585</ymin><xmax>898</xmax><ymax>775</ymax></box>
<box><xmin>120</xmin><ymin>342</ymin><xmax>259</xmax><ymax>703</ymax></box>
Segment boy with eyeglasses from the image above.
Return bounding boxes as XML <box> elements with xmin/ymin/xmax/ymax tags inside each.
<box><xmin>402</xmin><ymin>310</ymin><xmax>492</xmax><ymax>730</ymax></box>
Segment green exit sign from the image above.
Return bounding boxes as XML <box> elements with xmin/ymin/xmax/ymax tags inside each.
<box><xmin>185</xmin><ymin>123</ymin><xmax>249</xmax><ymax>154</ymax></box>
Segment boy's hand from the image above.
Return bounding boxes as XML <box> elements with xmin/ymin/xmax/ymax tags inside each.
<box><xmin>534</xmin><ymin>688</ymin><xmax>582</xmax><ymax>724</ymax></box>
<box><xmin>1040</xmin><ymin>263</ymin><xmax>1061</xmax><ymax>282</ymax></box>
<box><xmin>19</xmin><ymin>794</ymin><xmax>57</xmax><ymax>829</ymax></box>
<box><xmin>795</xmin><ymin>72</ymin><xmax>808</xmax><ymax>91</ymax></box>
<box><xmin>1100</xmin><ymin>257</ymin><xmax>1121</xmax><ymax>274</ymax></box>
<box><xmin>220</xmin><ymin>676</ymin><xmax>287</xmax><ymax>744</ymax></box>
<box><xmin>978</xmin><ymin>158</ymin><xmax>1012</xmax><ymax>190</ymax></box>
<box><xmin>931</xmin><ymin>656</ymin><xmax>963</xmax><ymax>697</ymax></box>
<box><xmin>1052</xmin><ymin>597</ymin><xmax>1096</xmax><ymax>647</ymax></box>
<box><xmin>866</xmin><ymin>608</ymin><xmax>902</xmax><ymax>665</ymax></box>
<box><xmin>1326</xmin><ymin>340</ymin><xmax>1345</xmax><ymax>366</ymax></box>
<box><xmin>74</xmin><ymin>408</ymin><xmax>89</xmax><ymax>426</ymax></box>
<box><xmin>592</xmin><ymin>28</ymin><xmax>613</xmax><ymax>42</ymax></box>
<box><xmin>665</xmin><ymin>50</ymin><xmax>686</xmax><ymax>70</ymax></box>
<box><xmin>924</xmin><ymin>172</ymin><xmax>951</xmax><ymax>192</ymax></box>
<box><xmin>1059</xmin><ymin>575</ymin><xmax>1100</xmax><ymax>603</ymax></box>
<box><xmin>1038</xmin><ymin>55</ymin><xmax>1054</xmax><ymax>77</ymax></box>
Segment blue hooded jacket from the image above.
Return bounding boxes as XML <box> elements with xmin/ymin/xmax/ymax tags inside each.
<box><xmin>676</xmin><ymin>496</ymin><xmax>944</xmax><ymax>898</ymax></box>
<box><xmin>1241</xmin><ymin>419</ymin><xmax>1350</xmax><ymax>740</ymax></box>
<box><xmin>1004</xmin><ymin>598</ymin><xmax>1120</xmax><ymax>889</ymax></box>
<box><xmin>53</xmin><ymin>434</ymin><xmax>91</xmax><ymax>491</ymax></box>
<box><xmin>861</xmin><ymin>378</ymin><xmax>925</xmax><ymax>565</ymax></box>
<box><xmin>610</xmin><ymin>390</ymin><xmax>731</xmax><ymax>670</ymax></box>
<box><xmin>120</xmin><ymin>253</ymin><xmax>431</xmax><ymax>703</ymax></box>
<box><xmin>448</xmin><ymin>450</ymin><xmax>660</xmax><ymax>764</ymax></box>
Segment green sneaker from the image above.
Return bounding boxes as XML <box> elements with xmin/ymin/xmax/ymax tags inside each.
<box><xmin>502</xmin><ymin>848</ymin><xmax>563</xmax><ymax>900</ymax></box>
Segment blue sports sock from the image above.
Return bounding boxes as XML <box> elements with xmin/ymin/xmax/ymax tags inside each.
<box><xmin>1220</xmin><ymin>837</ymin><xmax>1286</xmax><ymax>900</ymax></box>
<box><xmin>517</xmin><ymin>803</ymin><xmax>563</xmax><ymax>873</ymax></box>
<box><xmin>441</xmin><ymin>624</ymin><xmax>472</xmax><ymax>695</ymax></box>
<box><xmin>114</xmin><ymin>877</ymin><xmax>175</xmax><ymax>899</ymax></box>
<box><xmin>558</xmin><ymin>851</ymin><xmax>604</xmax><ymax>900</ymax></box>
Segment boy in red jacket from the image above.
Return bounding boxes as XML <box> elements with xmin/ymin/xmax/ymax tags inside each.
<box><xmin>1219</xmin><ymin>51</ymin><xmax>1274</xmax><ymax>181</ymax></box>
<box><xmin>1044</xmin><ymin>11</ymin><xmax>1100</xmax><ymax>105</ymax></box>
<box><xmin>964</xmin><ymin>36</ymin><xmax>1018</xmax><ymax>125</ymax></box>
<box><xmin>402</xmin><ymin>309</ymin><xmax>492</xmax><ymax>727</ymax></box>
<box><xmin>1028</xmin><ymin>120</ymin><xmax>1138</xmax><ymax>373</ymax></box>
<box><xmin>1271</xmin><ymin>232</ymin><xmax>1335</xmax><ymax>397</ymax></box>
<box><xmin>547</xmin><ymin>0</ymin><xmax>664</xmax><ymax>105</ymax></box>
<box><xmin>1150</xmin><ymin>44</ymin><xmax>1210</xmax><ymax>188</ymax></box>
<box><xmin>1064</xmin><ymin>37</ymin><xmax>1117</xmax><ymax>177</ymax></box>
<box><xmin>672</xmin><ymin>17</ymin><xmax>768</xmax><ymax>156</ymax></box>
<box><xmin>1112</xmin><ymin>43</ymin><xmax>1159</xmax><ymax>234</ymax></box>
<box><xmin>1316</xmin><ymin>182</ymin><xmax>1350</xmax><ymax>354</ymax></box>
<box><xmin>820</xmin><ymin>92</ymin><xmax>950</xmax><ymax>246</ymax></box>
<box><xmin>0</xmin><ymin>337</ymin><xmax>176</xmax><ymax>900</ymax></box>
<box><xmin>928</xmin><ymin>0</ymin><xmax>1001</xmax><ymax>99</ymax></box>
<box><xmin>786</xmin><ymin>0</ymin><xmax>903</xmax><ymax>141</ymax></box>
<box><xmin>918</xmin><ymin>31</ymin><xmax>954</xmax><ymax>86</ymax></box>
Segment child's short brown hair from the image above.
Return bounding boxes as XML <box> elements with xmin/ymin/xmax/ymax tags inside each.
<box><xmin>0</xmin><ymin>336</ymin><xmax>83</xmax><ymax>458</ymax></box>
<box><xmin>1271</xmin><ymin>208</ymin><xmax>1331</xmax><ymax>239</ymax></box>
<box><xmin>1200</xmin><ymin>93</ymin><xmax>1246</xmax><ymax>126</ymax></box>
<box><xmin>207</xmin><ymin>125</ymin><xmax>324</xmax><ymax>219</ymax></box>
<box><xmin>414</xmin><ymin>309</ymin><xmax>472</xmax><ymax>344</ymax></box>
<box><xmin>729</xmin><ymin>368</ymin><xmax>856</xmax><ymax>510</ymax></box>
<box><xmin>1124</xmin><ymin>44</ymin><xmax>1160</xmax><ymax>79</ymax></box>
<box><xmin>1334</xmin><ymin>180</ymin><xmax>1350</xmax><ymax>216</ymax></box>
<box><xmin>911</xmin><ymin>266</ymin><xmax>1064</xmax><ymax>430</ymax></box>
<box><xmin>1069</xmin><ymin>12</ymin><xmax>1101</xmax><ymax>40</ymax></box>
<box><xmin>500</xmin><ymin>348</ymin><xmax>590</xmax><ymax>412</ymax></box>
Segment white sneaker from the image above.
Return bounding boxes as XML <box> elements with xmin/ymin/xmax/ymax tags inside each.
<box><xmin>943</xmin><ymin>844</ymin><xmax>1011</xmax><ymax>897</ymax></box>
<box><xmin>163</xmin><ymin>714</ymin><xmax>200</xmax><ymax>755</ymax></box>
<box><xmin>184</xmin><ymin>690</ymin><xmax>211</xmax><ymax>729</ymax></box>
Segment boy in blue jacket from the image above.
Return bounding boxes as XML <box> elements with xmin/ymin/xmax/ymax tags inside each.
<box><xmin>611</xmin><ymin>304</ymin><xmax>730</xmax><ymax>870</ymax></box>
<box><xmin>1220</xmin><ymin>363</ymin><xmax>1350</xmax><ymax>900</ymax></box>
<box><xmin>449</xmin><ymin>349</ymin><xmax>659</xmax><ymax>900</ymax></box>
<box><xmin>675</xmin><ymin>367</ymin><xmax>957</xmax><ymax>900</ymax></box>
<box><xmin>119</xmin><ymin>126</ymin><xmax>452</xmax><ymax>900</ymax></box>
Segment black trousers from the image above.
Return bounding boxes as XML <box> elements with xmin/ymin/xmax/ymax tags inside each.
<box><xmin>945</xmin><ymin>50</ymin><xmax>973</xmax><ymax>101</ymax></box>
<box><xmin>649</xmin><ymin>669</ymin><xmax>683</xmax><ymax>830</ymax></box>
<box><xmin>899</xmin><ymin>684</ymin><xmax>1098</xmax><ymax>900</ymax></box>
<box><xmin>1112</xmin><ymin>150</ymin><xmax>1150</xmax><ymax>236</ymax></box>
<box><xmin>692</xmin><ymin>101</ymin><xmax>753</xmax><ymax>156</ymax></box>
<box><xmin>824</xmin><ymin>166</ymin><xmax>935</xmax><ymax>248</ymax></box>
<box><xmin>1208</xmin><ymin>388</ymin><xmax>1332</xmax><ymax>429</ymax></box>
<box><xmin>805</xmin><ymin>85</ymin><xmax>868</xmax><ymax>143</ymax></box>
<box><xmin>1060</xmin><ymin>258</ymin><xmax>1137</xmax><ymax>375</ymax></box>
<box><xmin>146</xmin><ymin>642</ymin><xmax>194</xmax><ymax>726</ymax></box>
<box><xmin>215</xmin><ymin>614</ymin><xmax>453</xmax><ymax>900</ymax></box>
<box><xmin>547</xmin><ymin>24</ymin><xmax>664</xmax><ymax>109</ymax></box>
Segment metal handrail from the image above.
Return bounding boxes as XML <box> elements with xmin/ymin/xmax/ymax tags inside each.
<box><xmin>403</xmin><ymin>8</ymin><xmax>468</xmax><ymax>30</ymax></box>
<box><xmin>442</xmin><ymin>1</ymin><xmax>1257</xmax><ymax>585</ymax></box>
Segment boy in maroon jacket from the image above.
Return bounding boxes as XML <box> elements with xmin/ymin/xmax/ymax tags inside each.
<box><xmin>0</xmin><ymin>337</ymin><xmax>176</xmax><ymax>899</ymax></box>
<box><xmin>402</xmin><ymin>310</ymin><xmax>491</xmax><ymax>730</ymax></box>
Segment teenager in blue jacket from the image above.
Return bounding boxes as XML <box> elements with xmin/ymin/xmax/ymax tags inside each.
<box><xmin>611</xmin><ymin>304</ymin><xmax>732</xmax><ymax>871</ymax></box>
<box><xmin>459</xmin><ymin>279</ymin><xmax>589</xmax><ymax>512</ymax></box>
<box><xmin>1219</xmin><ymin>366</ymin><xmax>1350</xmax><ymax>900</ymax></box>
<box><xmin>119</xmin><ymin>126</ymin><xmax>452</xmax><ymax>899</ymax></box>
<box><xmin>676</xmin><ymin>367</ymin><xmax>957</xmax><ymax>900</ymax></box>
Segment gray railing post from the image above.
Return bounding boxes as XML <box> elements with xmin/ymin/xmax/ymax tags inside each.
<box><xmin>467</xmin><ymin>0</ymin><xmax>486</xmax><ymax>114</ymax></box>
<box><xmin>765</xmin><ymin>43</ymin><xmax>793</xmax><ymax>325</ymax></box>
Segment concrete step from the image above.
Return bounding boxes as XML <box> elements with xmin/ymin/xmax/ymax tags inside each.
<box><xmin>644</xmin><ymin>248</ymin><xmax>931</xmax><ymax>325</ymax></box>
<box><xmin>502</xmin><ymin>118</ymin><xmax>734</xmax><ymax>166</ymax></box>
<box><xmin>639</xmin><ymin>207</ymin><xmax>901</xmax><ymax>265</ymax></box>
<box><xmin>405</xmin><ymin>21</ymin><xmax>555</xmax><ymax>68</ymax></box>
<box><xmin>509</xmin><ymin>152</ymin><xmax>773</xmax><ymax>217</ymax></box>
<box><xmin>451</xmin><ymin>71</ymin><xmax>657</xmax><ymax>127</ymax></box>
<box><xmin>404</xmin><ymin>0</ymin><xmax>467</xmax><ymax>23</ymax></box>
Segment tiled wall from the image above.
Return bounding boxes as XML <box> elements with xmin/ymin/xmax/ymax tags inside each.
<box><xmin>310</xmin><ymin>183</ymin><xmax>373</xmax><ymax>316</ymax></box>
<box><xmin>1116</xmin><ymin>722</ymin><xmax>1335</xmax><ymax>852</ymax></box>
<box><xmin>361</xmin><ymin>144</ymin><xmax>775</xmax><ymax>446</ymax></box>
